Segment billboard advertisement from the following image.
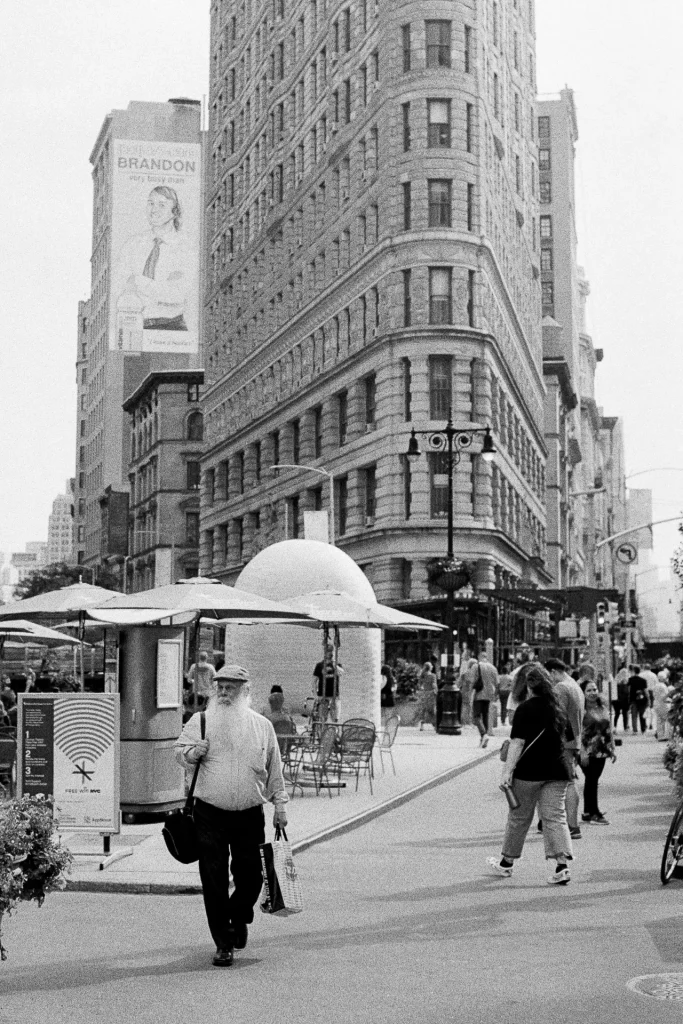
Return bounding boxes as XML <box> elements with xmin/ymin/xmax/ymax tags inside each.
<box><xmin>18</xmin><ymin>693</ymin><xmax>120</xmax><ymax>833</ymax></box>
<box><xmin>109</xmin><ymin>139</ymin><xmax>201</xmax><ymax>354</ymax></box>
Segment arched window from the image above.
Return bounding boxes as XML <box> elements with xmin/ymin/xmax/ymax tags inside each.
<box><xmin>187</xmin><ymin>410</ymin><xmax>204</xmax><ymax>441</ymax></box>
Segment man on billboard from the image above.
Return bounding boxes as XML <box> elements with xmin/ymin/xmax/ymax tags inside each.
<box><xmin>115</xmin><ymin>185</ymin><xmax>193</xmax><ymax>343</ymax></box>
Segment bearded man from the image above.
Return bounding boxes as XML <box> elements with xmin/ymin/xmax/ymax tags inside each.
<box><xmin>175</xmin><ymin>664</ymin><xmax>289</xmax><ymax>967</ymax></box>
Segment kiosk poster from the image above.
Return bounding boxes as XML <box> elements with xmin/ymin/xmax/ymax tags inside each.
<box><xmin>108</xmin><ymin>139</ymin><xmax>201</xmax><ymax>354</ymax></box>
<box><xmin>18</xmin><ymin>694</ymin><xmax>120</xmax><ymax>833</ymax></box>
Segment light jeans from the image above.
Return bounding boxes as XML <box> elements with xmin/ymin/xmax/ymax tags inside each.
<box><xmin>502</xmin><ymin>779</ymin><xmax>573</xmax><ymax>862</ymax></box>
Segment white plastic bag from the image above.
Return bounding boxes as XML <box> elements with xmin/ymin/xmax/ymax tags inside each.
<box><xmin>259</xmin><ymin>827</ymin><xmax>303</xmax><ymax>917</ymax></box>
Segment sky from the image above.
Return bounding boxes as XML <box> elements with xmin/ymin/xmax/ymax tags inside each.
<box><xmin>0</xmin><ymin>0</ymin><xmax>681</xmax><ymax>571</ymax></box>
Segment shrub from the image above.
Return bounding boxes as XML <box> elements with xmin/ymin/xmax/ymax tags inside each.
<box><xmin>393</xmin><ymin>659</ymin><xmax>422</xmax><ymax>699</ymax></box>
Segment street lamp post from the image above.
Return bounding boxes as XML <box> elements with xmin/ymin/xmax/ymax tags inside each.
<box><xmin>272</xmin><ymin>463</ymin><xmax>335</xmax><ymax>545</ymax></box>
<box><xmin>406</xmin><ymin>412</ymin><xmax>495</xmax><ymax>734</ymax></box>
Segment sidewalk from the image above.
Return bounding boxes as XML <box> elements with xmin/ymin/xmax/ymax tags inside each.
<box><xmin>62</xmin><ymin>725</ymin><xmax>503</xmax><ymax>893</ymax></box>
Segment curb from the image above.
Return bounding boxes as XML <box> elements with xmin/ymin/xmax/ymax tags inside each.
<box><xmin>64</xmin><ymin>747</ymin><xmax>498</xmax><ymax>896</ymax></box>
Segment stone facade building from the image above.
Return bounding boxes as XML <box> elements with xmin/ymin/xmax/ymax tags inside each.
<box><xmin>201</xmin><ymin>0</ymin><xmax>549</xmax><ymax>653</ymax></box>
<box><xmin>74</xmin><ymin>99</ymin><xmax>203</xmax><ymax>569</ymax></box>
<box><xmin>121</xmin><ymin>370</ymin><xmax>205</xmax><ymax>592</ymax></box>
<box><xmin>46</xmin><ymin>482</ymin><xmax>75</xmax><ymax>565</ymax></box>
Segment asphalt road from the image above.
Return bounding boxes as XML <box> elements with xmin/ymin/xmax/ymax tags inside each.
<box><xmin>2</xmin><ymin>734</ymin><xmax>683</xmax><ymax>1024</ymax></box>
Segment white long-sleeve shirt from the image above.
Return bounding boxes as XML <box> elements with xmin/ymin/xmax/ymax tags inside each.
<box><xmin>175</xmin><ymin>705</ymin><xmax>288</xmax><ymax>811</ymax></box>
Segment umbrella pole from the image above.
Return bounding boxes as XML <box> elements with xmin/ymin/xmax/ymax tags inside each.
<box><xmin>79</xmin><ymin>612</ymin><xmax>85</xmax><ymax>691</ymax></box>
<box><xmin>192</xmin><ymin>618</ymin><xmax>201</xmax><ymax>714</ymax></box>
<box><xmin>333</xmin><ymin>626</ymin><xmax>340</xmax><ymax>719</ymax></box>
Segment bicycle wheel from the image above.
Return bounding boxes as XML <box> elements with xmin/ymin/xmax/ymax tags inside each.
<box><xmin>661</xmin><ymin>802</ymin><xmax>683</xmax><ymax>884</ymax></box>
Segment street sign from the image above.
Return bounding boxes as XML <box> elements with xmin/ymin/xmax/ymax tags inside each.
<box><xmin>616</xmin><ymin>542</ymin><xmax>638</xmax><ymax>565</ymax></box>
<box><xmin>18</xmin><ymin>693</ymin><xmax>120</xmax><ymax>833</ymax></box>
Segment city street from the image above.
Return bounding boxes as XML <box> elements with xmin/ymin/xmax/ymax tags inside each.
<box><xmin>2</xmin><ymin>734</ymin><xmax>683</xmax><ymax>1023</ymax></box>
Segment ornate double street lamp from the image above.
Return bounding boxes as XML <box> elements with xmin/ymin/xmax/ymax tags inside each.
<box><xmin>406</xmin><ymin>413</ymin><xmax>496</xmax><ymax>734</ymax></box>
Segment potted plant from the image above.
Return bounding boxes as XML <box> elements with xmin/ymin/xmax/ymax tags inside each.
<box><xmin>0</xmin><ymin>795</ymin><xmax>73</xmax><ymax>960</ymax></box>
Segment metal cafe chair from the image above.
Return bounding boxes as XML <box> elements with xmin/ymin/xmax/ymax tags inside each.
<box><xmin>375</xmin><ymin>714</ymin><xmax>401</xmax><ymax>776</ymax></box>
<box><xmin>300</xmin><ymin>725</ymin><xmax>342</xmax><ymax>798</ymax></box>
<box><xmin>337</xmin><ymin>723</ymin><xmax>376</xmax><ymax>794</ymax></box>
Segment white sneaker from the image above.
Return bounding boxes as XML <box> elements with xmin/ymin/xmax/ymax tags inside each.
<box><xmin>547</xmin><ymin>866</ymin><xmax>570</xmax><ymax>885</ymax></box>
<box><xmin>487</xmin><ymin>856</ymin><xmax>513</xmax><ymax>877</ymax></box>
<box><xmin>481</xmin><ymin>735</ymin><xmax>489</xmax><ymax>748</ymax></box>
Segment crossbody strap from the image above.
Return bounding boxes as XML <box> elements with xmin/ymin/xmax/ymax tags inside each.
<box><xmin>516</xmin><ymin>728</ymin><xmax>545</xmax><ymax>765</ymax></box>
<box><xmin>184</xmin><ymin>711</ymin><xmax>206</xmax><ymax>811</ymax></box>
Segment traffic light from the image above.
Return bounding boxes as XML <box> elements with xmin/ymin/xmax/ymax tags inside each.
<box><xmin>596</xmin><ymin>602</ymin><xmax>606</xmax><ymax>631</ymax></box>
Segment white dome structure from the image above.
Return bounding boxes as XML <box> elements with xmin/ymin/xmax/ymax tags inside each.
<box><xmin>229</xmin><ymin>540</ymin><xmax>381</xmax><ymax>726</ymax></box>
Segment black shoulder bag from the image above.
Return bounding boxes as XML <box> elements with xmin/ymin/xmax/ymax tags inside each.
<box><xmin>162</xmin><ymin>712</ymin><xmax>205</xmax><ymax>864</ymax></box>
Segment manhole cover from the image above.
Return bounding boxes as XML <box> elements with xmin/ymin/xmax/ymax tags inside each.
<box><xmin>628</xmin><ymin>973</ymin><xmax>683</xmax><ymax>1000</ymax></box>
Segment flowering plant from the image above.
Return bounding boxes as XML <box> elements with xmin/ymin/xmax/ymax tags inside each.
<box><xmin>0</xmin><ymin>795</ymin><xmax>73</xmax><ymax>960</ymax></box>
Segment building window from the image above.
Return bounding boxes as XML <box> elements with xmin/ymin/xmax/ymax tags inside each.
<box><xmin>540</xmin><ymin>215</ymin><xmax>552</xmax><ymax>239</ymax></box>
<box><xmin>468</xmin><ymin>269</ymin><xmax>475</xmax><ymax>327</ymax></box>
<box><xmin>402</xmin><ymin>269</ymin><xmax>412</xmax><ymax>327</ymax></box>
<box><xmin>292</xmin><ymin>418</ymin><xmax>300</xmax><ymax>463</ymax></box>
<box><xmin>186</xmin><ymin>410</ymin><xmax>203</xmax><ymax>441</ymax></box>
<box><xmin>466</xmin><ymin>103</ymin><xmax>473</xmax><ymax>152</ymax></box>
<box><xmin>402</xmin><ymin>357</ymin><xmax>412</xmax><ymax>421</ymax></box>
<box><xmin>467</xmin><ymin>183</ymin><xmax>474</xmax><ymax>231</ymax></box>
<box><xmin>254</xmin><ymin>441</ymin><xmax>262</xmax><ymax>482</ymax></box>
<box><xmin>313</xmin><ymin>406</ymin><xmax>323</xmax><ymax>458</ymax></box>
<box><xmin>185</xmin><ymin>512</ymin><xmax>199</xmax><ymax>546</ymax></box>
<box><xmin>336</xmin><ymin>476</ymin><xmax>348</xmax><ymax>535</ymax></box>
<box><xmin>187</xmin><ymin>383</ymin><xmax>200</xmax><ymax>402</ymax></box>
<box><xmin>427</xmin><ymin>99</ymin><xmax>451</xmax><ymax>147</ymax></box>
<box><xmin>464</xmin><ymin>24</ymin><xmax>472</xmax><ymax>72</ymax></box>
<box><xmin>540</xmin><ymin>248</ymin><xmax>553</xmax><ymax>272</ymax></box>
<box><xmin>235</xmin><ymin>452</ymin><xmax>244</xmax><ymax>494</ymax></box>
<box><xmin>186</xmin><ymin>461</ymin><xmax>200</xmax><ymax>491</ymax></box>
<box><xmin>401</xmin><ymin>455</ymin><xmax>412</xmax><ymax>519</ymax></box>
<box><xmin>365</xmin><ymin>374</ymin><xmax>377</xmax><ymax>428</ymax></box>
<box><xmin>425</xmin><ymin>20</ymin><xmax>451</xmax><ymax>67</ymax></box>
<box><xmin>271</xmin><ymin>429</ymin><xmax>280</xmax><ymax>466</ymax></box>
<box><xmin>538</xmin><ymin>115</ymin><xmax>550</xmax><ymax>138</ymax></box>
<box><xmin>428</xmin><ymin>179</ymin><xmax>451</xmax><ymax>227</ymax></box>
<box><xmin>338</xmin><ymin>391</ymin><xmax>348</xmax><ymax>445</ymax></box>
<box><xmin>364</xmin><ymin>465</ymin><xmax>377</xmax><ymax>520</ymax></box>
<box><xmin>234</xmin><ymin>518</ymin><xmax>243</xmax><ymax>562</ymax></box>
<box><xmin>343</xmin><ymin>7</ymin><xmax>351</xmax><ymax>51</ymax></box>
<box><xmin>542</xmin><ymin>281</ymin><xmax>554</xmax><ymax>306</ymax></box>
<box><xmin>206</xmin><ymin>467</ymin><xmax>216</xmax><ymax>504</ymax></box>
<box><xmin>343</xmin><ymin>78</ymin><xmax>351</xmax><ymax>123</ymax></box>
<box><xmin>429</xmin><ymin>452</ymin><xmax>449</xmax><ymax>518</ymax></box>
<box><xmin>539</xmin><ymin>148</ymin><xmax>550</xmax><ymax>171</ymax></box>
<box><xmin>429</xmin><ymin>355</ymin><xmax>452</xmax><ymax>420</ymax></box>
<box><xmin>402</xmin><ymin>181</ymin><xmax>411</xmax><ymax>230</ymax></box>
<box><xmin>402</xmin><ymin>24</ymin><xmax>411</xmax><ymax>72</ymax></box>
<box><xmin>429</xmin><ymin>267</ymin><xmax>452</xmax><ymax>324</ymax></box>
<box><xmin>540</xmin><ymin>181</ymin><xmax>551</xmax><ymax>204</ymax></box>
<box><xmin>290</xmin><ymin>495</ymin><xmax>300</xmax><ymax>538</ymax></box>
<box><xmin>402</xmin><ymin>102</ymin><xmax>411</xmax><ymax>151</ymax></box>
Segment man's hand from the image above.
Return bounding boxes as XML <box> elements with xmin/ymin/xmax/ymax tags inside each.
<box><xmin>273</xmin><ymin>807</ymin><xmax>288</xmax><ymax>829</ymax></box>
<box><xmin>185</xmin><ymin>739</ymin><xmax>209</xmax><ymax>763</ymax></box>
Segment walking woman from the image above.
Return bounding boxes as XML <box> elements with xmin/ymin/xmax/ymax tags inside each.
<box><xmin>487</xmin><ymin>664</ymin><xmax>574</xmax><ymax>885</ymax></box>
<box><xmin>580</xmin><ymin>680</ymin><xmax>616</xmax><ymax>824</ymax></box>
<box><xmin>416</xmin><ymin>661</ymin><xmax>438</xmax><ymax>731</ymax></box>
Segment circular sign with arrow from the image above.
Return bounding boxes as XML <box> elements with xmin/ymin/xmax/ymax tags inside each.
<box><xmin>616</xmin><ymin>542</ymin><xmax>638</xmax><ymax>565</ymax></box>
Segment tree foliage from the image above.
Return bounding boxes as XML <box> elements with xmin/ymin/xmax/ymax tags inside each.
<box><xmin>13</xmin><ymin>562</ymin><xmax>121</xmax><ymax>600</ymax></box>
<box><xmin>672</xmin><ymin>520</ymin><xmax>683</xmax><ymax>587</ymax></box>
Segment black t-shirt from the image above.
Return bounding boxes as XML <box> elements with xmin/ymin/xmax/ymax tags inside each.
<box><xmin>510</xmin><ymin>697</ymin><xmax>571</xmax><ymax>782</ymax></box>
<box><xmin>628</xmin><ymin>676</ymin><xmax>648</xmax><ymax>704</ymax></box>
<box><xmin>313</xmin><ymin>660</ymin><xmax>336</xmax><ymax>698</ymax></box>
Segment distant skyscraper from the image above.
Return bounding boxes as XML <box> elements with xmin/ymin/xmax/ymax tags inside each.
<box><xmin>74</xmin><ymin>99</ymin><xmax>204</xmax><ymax>567</ymax></box>
<box><xmin>47</xmin><ymin>482</ymin><xmax>74</xmax><ymax>565</ymax></box>
<box><xmin>200</xmin><ymin>0</ymin><xmax>550</xmax><ymax>650</ymax></box>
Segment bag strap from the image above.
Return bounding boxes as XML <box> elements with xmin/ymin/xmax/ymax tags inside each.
<box><xmin>517</xmin><ymin>729</ymin><xmax>545</xmax><ymax>764</ymax></box>
<box><xmin>184</xmin><ymin>711</ymin><xmax>206</xmax><ymax>811</ymax></box>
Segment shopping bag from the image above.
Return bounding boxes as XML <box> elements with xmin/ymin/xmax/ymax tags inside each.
<box><xmin>259</xmin><ymin>827</ymin><xmax>303</xmax><ymax>917</ymax></box>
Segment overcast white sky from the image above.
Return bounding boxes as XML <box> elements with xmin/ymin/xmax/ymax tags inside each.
<box><xmin>0</xmin><ymin>1</ymin><xmax>681</xmax><ymax>569</ymax></box>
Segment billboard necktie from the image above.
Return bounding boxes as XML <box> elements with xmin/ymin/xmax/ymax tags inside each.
<box><xmin>142</xmin><ymin>237</ymin><xmax>161</xmax><ymax>279</ymax></box>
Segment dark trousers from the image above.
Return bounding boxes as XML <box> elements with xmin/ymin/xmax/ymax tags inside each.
<box><xmin>194</xmin><ymin>799</ymin><xmax>266</xmax><ymax>948</ymax></box>
<box><xmin>499</xmin><ymin>692</ymin><xmax>510</xmax><ymax>725</ymax></box>
<box><xmin>630</xmin><ymin>702</ymin><xmax>647</xmax><ymax>734</ymax></box>
<box><xmin>580</xmin><ymin>757</ymin><xmax>606</xmax><ymax>816</ymax></box>
<box><xmin>612</xmin><ymin>700</ymin><xmax>629</xmax><ymax>729</ymax></box>
<box><xmin>472</xmin><ymin>699</ymin><xmax>490</xmax><ymax>737</ymax></box>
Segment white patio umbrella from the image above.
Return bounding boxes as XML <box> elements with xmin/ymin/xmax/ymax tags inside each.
<box><xmin>0</xmin><ymin>583</ymin><xmax>121</xmax><ymax>689</ymax></box>
<box><xmin>0</xmin><ymin>620</ymin><xmax>82</xmax><ymax>687</ymax></box>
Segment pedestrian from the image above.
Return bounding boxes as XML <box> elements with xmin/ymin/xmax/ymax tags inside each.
<box><xmin>380</xmin><ymin>663</ymin><xmax>396</xmax><ymax>723</ymax></box>
<box><xmin>187</xmin><ymin>651</ymin><xmax>217</xmax><ymax>700</ymax></box>
<box><xmin>640</xmin><ymin>662</ymin><xmax>659</xmax><ymax>730</ymax></box>
<box><xmin>612</xmin><ymin>668</ymin><xmax>630</xmax><ymax>732</ymax></box>
<box><xmin>487</xmin><ymin>663</ymin><xmax>574</xmax><ymax>885</ymax></box>
<box><xmin>545</xmin><ymin>658</ymin><xmax>585</xmax><ymax>839</ymax></box>
<box><xmin>467</xmin><ymin>654</ymin><xmax>499</xmax><ymax>748</ymax></box>
<box><xmin>627</xmin><ymin>666</ymin><xmax>648</xmax><ymax>734</ymax></box>
<box><xmin>260</xmin><ymin>686</ymin><xmax>292</xmax><ymax>725</ymax></box>
<box><xmin>497</xmin><ymin>660</ymin><xmax>513</xmax><ymax>725</ymax></box>
<box><xmin>416</xmin><ymin>661</ymin><xmax>438</xmax><ymax>731</ymax></box>
<box><xmin>175</xmin><ymin>664</ymin><xmax>288</xmax><ymax>968</ymax></box>
<box><xmin>579</xmin><ymin>681</ymin><xmax>616</xmax><ymax>825</ymax></box>
<box><xmin>653</xmin><ymin>675</ymin><xmax>671</xmax><ymax>741</ymax></box>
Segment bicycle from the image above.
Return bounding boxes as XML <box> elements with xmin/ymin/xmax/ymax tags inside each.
<box><xmin>661</xmin><ymin>796</ymin><xmax>683</xmax><ymax>884</ymax></box>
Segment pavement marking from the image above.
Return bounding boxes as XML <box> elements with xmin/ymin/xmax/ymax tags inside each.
<box><xmin>627</xmin><ymin>973</ymin><xmax>683</xmax><ymax>1000</ymax></box>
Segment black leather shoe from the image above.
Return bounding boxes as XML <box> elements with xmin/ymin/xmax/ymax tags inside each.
<box><xmin>231</xmin><ymin>923</ymin><xmax>248</xmax><ymax>950</ymax></box>
<box><xmin>212</xmin><ymin>946</ymin><xmax>234</xmax><ymax>967</ymax></box>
